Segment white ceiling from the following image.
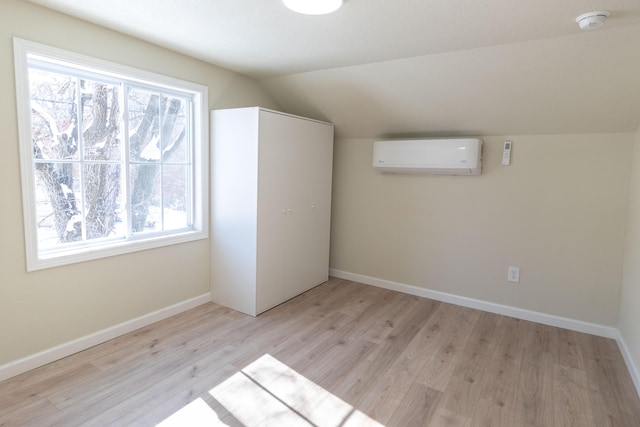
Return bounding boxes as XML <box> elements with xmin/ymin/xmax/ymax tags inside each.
<box><xmin>28</xmin><ymin>0</ymin><xmax>640</xmax><ymax>137</ymax></box>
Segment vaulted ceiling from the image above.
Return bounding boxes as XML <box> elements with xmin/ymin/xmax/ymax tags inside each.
<box><xmin>28</xmin><ymin>0</ymin><xmax>640</xmax><ymax>138</ymax></box>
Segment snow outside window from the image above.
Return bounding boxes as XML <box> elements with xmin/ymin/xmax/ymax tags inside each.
<box><xmin>13</xmin><ymin>38</ymin><xmax>208</xmax><ymax>271</ymax></box>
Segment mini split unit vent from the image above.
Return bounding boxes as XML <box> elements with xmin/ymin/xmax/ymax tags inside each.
<box><xmin>373</xmin><ymin>138</ymin><xmax>483</xmax><ymax>175</ymax></box>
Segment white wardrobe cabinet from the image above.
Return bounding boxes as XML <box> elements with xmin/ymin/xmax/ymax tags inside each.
<box><xmin>211</xmin><ymin>107</ymin><xmax>334</xmax><ymax>316</ymax></box>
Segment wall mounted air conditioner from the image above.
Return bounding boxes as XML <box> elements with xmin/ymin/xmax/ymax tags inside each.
<box><xmin>373</xmin><ymin>138</ymin><xmax>483</xmax><ymax>175</ymax></box>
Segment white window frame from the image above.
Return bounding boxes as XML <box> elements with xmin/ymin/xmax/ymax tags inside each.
<box><xmin>13</xmin><ymin>38</ymin><xmax>209</xmax><ymax>271</ymax></box>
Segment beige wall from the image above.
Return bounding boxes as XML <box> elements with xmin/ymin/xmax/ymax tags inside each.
<box><xmin>0</xmin><ymin>0</ymin><xmax>276</xmax><ymax>365</ymax></box>
<box><xmin>330</xmin><ymin>134</ymin><xmax>632</xmax><ymax>326</ymax></box>
<box><xmin>620</xmin><ymin>125</ymin><xmax>640</xmax><ymax>379</ymax></box>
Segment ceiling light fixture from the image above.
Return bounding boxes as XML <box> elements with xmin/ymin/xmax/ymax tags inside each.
<box><xmin>576</xmin><ymin>11</ymin><xmax>611</xmax><ymax>30</ymax></box>
<box><xmin>283</xmin><ymin>0</ymin><xmax>343</xmax><ymax>15</ymax></box>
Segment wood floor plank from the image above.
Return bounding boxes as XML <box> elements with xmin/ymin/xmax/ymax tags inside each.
<box><xmin>89</xmin><ymin>303</ymin><xmax>236</xmax><ymax>371</ymax></box>
<box><xmin>1</xmin><ymin>362</ymin><xmax>100</xmax><ymax>407</ymax></box>
<box><xmin>553</xmin><ymin>328</ymin><xmax>586</xmax><ymax>371</ymax></box>
<box><xmin>416</xmin><ymin>304</ymin><xmax>480</xmax><ymax>392</ymax></box>
<box><xmin>427</xmin><ymin>408</ymin><xmax>471</xmax><ymax>427</ymax></box>
<box><xmin>352</xmin><ymin>303</ymin><xmax>465</xmax><ymax>424</ymax></box>
<box><xmin>358</xmin><ymin>293</ymin><xmax>426</xmax><ymax>344</ymax></box>
<box><xmin>439</xmin><ymin>311</ymin><xmax>503</xmax><ymax>418</ymax></box>
<box><xmin>336</xmin><ymin>301</ymin><xmax>439</xmax><ymax>406</ymax></box>
<box><xmin>552</xmin><ymin>363</ymin><xmax>595</xmax><ymax>427</ymax></box>
<box><xmin>515</xmin><ymin>344</ymin><xmax>555</xmax><ymax>426</ymax></box>
<box><xmin>82</xmin><ymin>355</ymin><xmax>239</xmax><ymax>425</ymax></box>
<box><xmin>470</xmin><ymin>316</ymin><xmax>526</xmax><ymax>427</ymax></box>
<box><xmin>0</xmin><ymin>397</ymin><xmax>62</xmax><ymax>427</ymax></box>
<box><xmin>581</xmin><ymin>334</ymin><xmax>640</xmax><ymax>426</ymax></box>
<box><xmin>46</xmin><ymin>335</ymin><xmax>214</xmax><ymax>410</ymax></box>
<box><xmin>126</xmin><ymin>361</ymin><xmax>243</xmax><ymax>427</ymax></box>
<box><xmin>1</xmin><ymin>278</ymin><xmax>639</xmax><ymax>427</ymax></box>
<box><xmin>268</xmin><ymin>312</ymin><xmax>354</xmax><ymax>367</ymax></box>
<box><xmin>386</xmin><ymin>382</ymin><xmax>441</xmax><ymax>427</ymax></box>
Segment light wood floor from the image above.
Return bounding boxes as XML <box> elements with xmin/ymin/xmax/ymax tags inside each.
<box><xmin>1</xmin><ymin>278</ymin><xmax>639</xmax><ymax>426</ymax></box>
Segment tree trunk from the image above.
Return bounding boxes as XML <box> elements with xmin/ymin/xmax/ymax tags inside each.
<box><xmin>130</xmin><ymin>96</ymin><xmax>184</xmax><ymax>232</ymax></box>
<box><xmin>33</xmin><ymin>91</ymin><xmax>81</xmax><ymax>242</ymax></box>
<box><xmin>84</xmin><ymin>86</ymin><xmax>121</xmax><ymax>239</ymax></box>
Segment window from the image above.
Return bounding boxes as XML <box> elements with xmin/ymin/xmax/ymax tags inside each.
<box><xmin>13</xmin><ymin>38</ymin><xmax>208</xmax><ymax>271</ymax></box>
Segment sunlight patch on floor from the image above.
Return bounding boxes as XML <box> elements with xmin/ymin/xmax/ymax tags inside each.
<box><xmin>157</xmin><ymin>354</ymin><xmax>383</xmax><ymax>426</ymax></box>
<box><xmin>157</xmin><ymin>397</ymin><xmax>227</xmax><ymax>426</ymax></box>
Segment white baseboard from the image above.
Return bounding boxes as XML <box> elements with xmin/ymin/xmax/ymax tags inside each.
<box><xmin>329</xmin><ymin>269</ymin><xmax>618</xmax><ymax>339</ymax></box>
<box><xmin>0</xmin><ymin>293</ymin><xmax>212</xmax><ymax>382</ymax></box>
<box><xmin>615</xmin><ymin>331</ymin><xmax>640</xmax><ymax>399</ymax></box>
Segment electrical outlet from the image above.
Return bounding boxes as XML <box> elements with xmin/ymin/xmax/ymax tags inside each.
<box><xmin>508</xmin><ymin>266</ymin><xmax>520</xmax><ymax>283</ymax></box>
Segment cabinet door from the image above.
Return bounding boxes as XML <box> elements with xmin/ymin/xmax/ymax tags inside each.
<box><xmin>283</xmin><ymin>117</ymin><xmax>334</xmax><ymax>298</ymax></box>
<box><xmin>255</xmin><ymin>112</ymin><xmax>291</xmax><ymax>312</ymax></box>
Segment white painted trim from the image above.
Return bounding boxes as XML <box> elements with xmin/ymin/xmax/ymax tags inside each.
<box><xmin>329</xmin><ymin>269</ymin><xmax>618</xmax><ymax>339</ymax></box>
<box><xmin>615</xmin><ymin>331</ymin><xmax>640</xmax><ymax>399</ymax></box>
<box><xmin>0</xmin><ymin>293</ymin><xmax>212</xmax><ymax>382</ymax></box>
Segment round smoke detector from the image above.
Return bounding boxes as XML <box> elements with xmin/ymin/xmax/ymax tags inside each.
<box><xmin>576</xmin><ymin>11</ymin><xmax>611</xmax><ymax>30</ymax></box>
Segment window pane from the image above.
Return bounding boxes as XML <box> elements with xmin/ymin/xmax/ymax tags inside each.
<box><xmin>161</xmin><ymin>96</ymin><xmax>188</xmax><ymax>164</ymax></box>
<box><xmin>130</xmin><ymin>163</ymin><xmax>161</xmax><ymax>234</ymax></box>
<box><xmin>83</xmin><ymin>163</ymin><xmax>123</xmax><ymax>240</ymax></box>
<box><xmin>29</xmin><ymin>68</ymin><xmax>80</xmax><ymax>161</ymax></box>
<box><xmin>34</xmin><ymin>162</ymin><xmax>83</xmax><ymax>250</ymax></box>
<box><xmin>82</xmin><ymin>80</ymin><xmax>122</xmax><ymax>162</ymax></box>
<box><xmin>128</xmin><ymin>88</ymin><xmax>160</xmax><ymax>162</ymax></box>
<box><xmin>163</xmin><ymin>165</ymin><xmax>190</xmax><ymax>231</ymax></box>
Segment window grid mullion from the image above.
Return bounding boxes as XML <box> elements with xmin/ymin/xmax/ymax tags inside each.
<box><xmin>123</xmin><ymin>84</ymin><xmax>133</xmax><ymax>239</ymax></box>
<box><xmin>76</xmin><ymin>76</ymin><xmax>88</xmax><ymax>243</ymax></box>
<box><xmin>159</xmin><ymin>93</ymin><xmax>165</xmax><ymax>232</ymax></box>
<box><xmin>186</xmin><ymin>98</ymin><xmax>194</xmax><ymax>227</ymax></box>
